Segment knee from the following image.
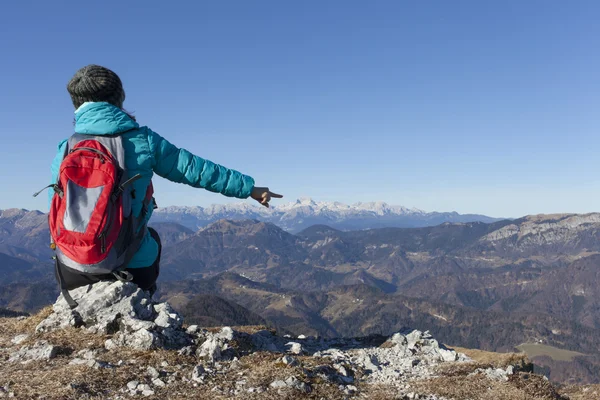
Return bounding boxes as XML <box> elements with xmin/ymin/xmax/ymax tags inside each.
<box><xmin>148</xmin><ymin>227</ymin><xmax>161</xmax><ymax>247</ymax></box>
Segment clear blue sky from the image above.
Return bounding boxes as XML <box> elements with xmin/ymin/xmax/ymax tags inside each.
<box><xmin>1</xmin><ymin>0</ymin><xmax>598</xmax><ymax>217</ymax></box>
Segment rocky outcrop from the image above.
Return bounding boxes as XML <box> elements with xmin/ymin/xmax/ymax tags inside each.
<box><xmin>481</xmin><ymin>213</ymin><xmax>600</xmax><ymax>245</ymax></box>
<box><xmin>36</xmin><ymin>281</ymin><xmax>190</xmax><ymax>351</ymax></box>
<box><xmin>0</xmin><ymin>281</ymin><xmax>489</xmax><ymax>398</ymax></box>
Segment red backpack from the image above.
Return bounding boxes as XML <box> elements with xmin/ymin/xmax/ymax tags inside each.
<box><xmin>35</xmin><ymin>133</ymin><xmax>153</xmax><ymax>307</ymax></box>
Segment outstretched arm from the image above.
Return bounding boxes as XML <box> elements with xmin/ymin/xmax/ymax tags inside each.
<box><xmin>147</xmin><ymin>128</ymin><xmax>255</xmax><ymax>198</ymax></box>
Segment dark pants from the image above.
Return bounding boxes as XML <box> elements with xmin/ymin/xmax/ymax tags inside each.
<box><xmin>57</xmin><ymin>227</ymin><xmax>161</xmax><ymax>294</ymax></box>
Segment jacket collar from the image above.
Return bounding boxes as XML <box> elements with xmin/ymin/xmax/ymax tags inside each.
<box><xmin>74</xmin><ymin>102</ymin><xmax>139</xmax><ymax>135</ymax></box>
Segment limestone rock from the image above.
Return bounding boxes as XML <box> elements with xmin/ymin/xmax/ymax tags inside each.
<box><xmin>192</xmin><ymin>364</ymin><xmax>211</xmax><ymax>383</ymax></box>
<box><xmin>285</xmin><ymin>341</ymin><xmax>304</xmax><ymax>355</ymax></box>
<box><xmin>281</xmin><ymin>355</ymin><xmax>299</xmax><ymax>367</ymax></box>
<box><xmin>152</xmin><ymin>378</ymin><xmax>166</xmax><ymax>388</ymax></box>
<box><xmin>9</xmin><ymin>341</ymin><xmax>59</xmax><ymax>362</ymax></box>
<box><xmin>10</xmin><ymin>334</ymin><xmax>29</xmax><ymax>345</ymax></box>
<box><xmin>35</xmin><ymin>281</ymin><xmax>191</xmax><ymax>351</ymax></box>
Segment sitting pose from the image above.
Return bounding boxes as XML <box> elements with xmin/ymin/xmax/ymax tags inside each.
<box><xmin>42</xmin><ymin>65</ymin><xmax>281</xmax><ymax>306</ymax></box>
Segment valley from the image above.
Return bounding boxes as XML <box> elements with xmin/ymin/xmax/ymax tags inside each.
<box><xmin>2</xmin><ymin>206</ymin><xmax>600</xmax><ymax>384</ymax></box>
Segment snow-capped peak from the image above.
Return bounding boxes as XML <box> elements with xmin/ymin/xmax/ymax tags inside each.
<box><xmin>147</xmin><ymin>199</ymin><xmax>497</xmax><ymax>232</ymax></box>
<box><xmin>156</xmin><ymin>199</ymin><xmax>425</xmax><ymax>217</ymax></box>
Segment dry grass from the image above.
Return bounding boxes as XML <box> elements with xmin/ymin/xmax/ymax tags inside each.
<box><xmin>0</xmin><ymin>306</ymin><xmax>53</xmax><ymax>340</ymax></box>
<box><xmin>0</xmin><ymin>312</ymin><xmax>354</xmax><ymax>399</ymax></box>
<box><xmin>1</xmin><ymin>311</ymin><xmax>591</xmax><ymax>400</ymax></box>
<box><xmin>450</xmin><ymin>346</ymin><xmax>530</xmax><ymax>369</ymax></box>
<box><xmin>413</xmin><ymin>373</ymin><xmax>566</xmax><ymax>400</ymax></box>
<box><xmin>559</xmin><ymin>384</ymin><xmax>600</xmax><ymax>400</ymax></box>
<box><xmin>410</xmin><ymin>347</ymin><xmax>565</xmax><ymax>400</ymax></box>
<box><xmin>433</xmin><ymin>347</ymin><xmax>531</xmax><ymax>379</ymax></box>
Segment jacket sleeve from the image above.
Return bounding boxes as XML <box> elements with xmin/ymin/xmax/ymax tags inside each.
<box><xmin>49</xmin><ymin>139</ymin><xmax>68</xmax><ymax>209</ymax></box>
<box><xmin>146</xmin><ymin>128</ymin><xmax>255</xmax><ymax>199</ymax></box>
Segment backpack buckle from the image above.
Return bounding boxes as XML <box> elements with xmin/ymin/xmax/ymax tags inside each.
<box><xmin>113</xmin><ymin>270</ymin><xmax>134</xmax><ymax>282</ymax></box>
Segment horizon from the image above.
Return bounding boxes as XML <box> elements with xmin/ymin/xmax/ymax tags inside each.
<box><xmin>2</xmin><ymin>1</ymin><xmax>599</xmax><ymax>217</ymax></box>
<box><xmin>8</xmin><ymin>195</ymin><xmax>600</xmax><ymax>220</ymax></box>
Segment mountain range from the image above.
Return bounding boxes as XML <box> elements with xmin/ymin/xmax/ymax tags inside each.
<box><xmin>151</xmin><ymin>198</ymin><xmax>504</xmax><ymax>232</ymax></box>
<box><xmin>1</xmin><ymin>206</ymin><xmax>600</xmax><ymax>384</ymax></box>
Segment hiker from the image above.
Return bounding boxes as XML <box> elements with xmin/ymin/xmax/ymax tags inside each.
<box><xmin>41</xmin><ymin>65</ymin><xmax>282</xmax><ymax>306</ymax></box>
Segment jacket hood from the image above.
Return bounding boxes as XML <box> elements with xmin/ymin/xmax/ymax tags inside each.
<box><xmin>74</xmin><ymin>102</ymin><xmax>139</xmax><ymax>135</ymax></box>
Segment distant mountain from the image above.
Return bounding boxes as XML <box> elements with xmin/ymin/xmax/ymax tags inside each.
<box><xmin>0</xmin><ymin>209</ymin><xmax>50</xmax><ymax>261</ymax></box>
<box><xmin>179</xmin><ymin>294</ymin><xmax>267</xmax><ymax>328</ymax></box>
<box><xmin>151</xmin><ymin>198</ymin><xmax>504</xmax><ymax>232</ymax></box>
<box><xmin>158</xmin><ymin>272</ymin><xmax>600</xmax><ymax>354</ymax></box>
<box><xmin>149</xmin><ymin>222</ymin><xmax>194</xmax><ymax>247</ymax></box>
<box><xmin>0</xmin><ymin>253</ymin><xmax>49</xmax><ymax>285</ymax></box>
<box><xmin>5</xmin><ymin>206</ymin><xmax>600</xmax><ymax>383</ymax></box>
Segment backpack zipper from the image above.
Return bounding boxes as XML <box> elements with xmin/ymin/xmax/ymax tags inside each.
<box><xmin>33</xmin><ymin>184</ymin><xmax>63</xmax><ymax>198</ymax></box>
<box><xmin>97</xmin><ymin>173</ymin><xmax>142</xmax><ymax>254</ymax></box>
<box><xmin>97</xmin><ymin>174</ymin><xmax>143</xmax><ymax>254</ymax></box>
<box><xmin>71</xmin><ymin>147</ymin><xmax>110</xmax><ymax>160</ymax></box>
<box><xmin>98</xmin><ymin>201</ymin><xmax>114</xmax><ymax>254</ymax></box>
<box><xmin>99</xmin><ymin>232</ymin><xmax>107</xmax><ymax>253</ymax></box>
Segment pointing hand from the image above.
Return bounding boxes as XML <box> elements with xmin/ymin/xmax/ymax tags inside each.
<box><xmin>251</xmin><ymin>187</ymin><xmax>283</xmax><ymax>208</ymax></box>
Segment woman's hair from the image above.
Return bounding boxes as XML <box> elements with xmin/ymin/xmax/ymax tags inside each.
<box><xmin>123</xmin><ymin>109</ymin><xmax>137</xmax><ymax>122</ymax></box>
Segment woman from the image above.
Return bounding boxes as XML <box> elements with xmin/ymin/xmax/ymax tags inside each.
<box><xmin>51</xmin><ymin>64</ymin><xmax>282</xmax><ymax>294</ymax></box>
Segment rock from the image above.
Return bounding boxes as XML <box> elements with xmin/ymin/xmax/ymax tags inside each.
<box><xmin>314</xmin><ymin>329</ymin><xmax>469</xmax><ymax>386</ymax></box>
<box><xmin>194</xmin><ymin>327</ymin><xmax>247</xmax><ymax>362</ymax></box>
<box><xmin>285</xmin><ymin>376</ymin><xmax>311</xmax><ymax>393</ymax></box>
<box><xmin>69</xmin><ymin>358</ymin><xmax>96</xmax><ymax>367</ymax></box>
<box><xmin>333</xmin><ymin>363</ymin><xmax>349</xmax><ymax>377</ymax></box>
<box><xmin>152</xmin><ymin>378</ymin><xmax>166</xmax><ymax>388</ymax></box>
<box><xmin>147</xmin><ymin>366</ymin><xmax>160</xmax><ymax>379</ymax></box>
<box><xmin>217</xmin><ymin>327</ymin><xmax>235</xmax><ymax>341</ymax></box>
<box><xmin>22</xmin><ymin>283</ymin><xmax>479</xmax><ymax>393</ymax></box>
<box><xmin>108</xmin><ymin>327</ymin><xmax>161</xmax><ymax>350</ymax></box>
<box><xmin>178</xmin><ymin>346</ymin><xmax>195</xmax><ymax>356</ymax></box>
<box><xmin>471</xmin><ymin>366</ymin><xmax>513</xmax><ymax>382</ymax></box>
<box><xmin>269</xmin><ymin>377</ymin><xmax>310</xmax><ymax>392</ymax></box>
<box><xmin>76</xmin><ymin>349</ymin><xmax>97</xmax><ymax>359</ymax></box>
<box><xmin>281</xmin><ymin>355</ymin><xmax>299</xmax><ymax>367</ymax></box>
<box><xmin>197</xmin><ymin>336</ymin><xmax>221</xmax><ymax>363</ymax></box>
<box><xmin>438</xmin><ymin>347</ymin><xmax>458</xmax><ymax>362</ymax></box>
<box><xmin>186</xmin><ymin>325</ymin><xmax>200</xmax><ymax>334</ymax></box>
<box><xmin>192</xmin><ymin>364</ymin><xmax>209</xmax><ymax>383</ymax></box>
<box><xmin>285</xmin><ymin>341</ymin><xmax>304</xmax><ymax>355</ymax></box>
<box><xmin>35</xmin><ymin>281</ymin><xmax>190</xmax><ymax>351</ymax></box>
<box><xmin>9</xmin><ymin>341</ymin><xmax>59</xmax><ymax>362</ymax></box>
<box><xmin>154</xmin><ymin>303</ymin><xmax>183</xmax><ymax>329</ymax></box>
<box><xmin>269</xmin><ymin>380</ymin><xmax>287</xmax><ymax>389</ymax></box>
<box><xmin>386</xmin><ymin>332</ymin><xmax>408</xmax><ymax>348</ymax></box>
<box><xmin>10</xmin><ymin>334</ymin><xmax>28</xmax><ymax>345</ymax></box>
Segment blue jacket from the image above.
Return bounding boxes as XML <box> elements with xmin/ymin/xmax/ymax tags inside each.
<box><xmin>50</xmin><ymin>102</ymin><xmax>255</xmax><ymax>268</ymax></box>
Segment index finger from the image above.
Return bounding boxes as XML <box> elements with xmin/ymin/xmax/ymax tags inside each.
<box><xmin>269</xmin><ymin>192</ymin><xmax>283</xmax><ymax>198</ymax></box>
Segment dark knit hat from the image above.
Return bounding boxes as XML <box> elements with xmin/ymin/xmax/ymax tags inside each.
<box><xmin>67</xmin><ymin>65</ymin><xmax>126</xmax><ymax>109</ymax></box>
